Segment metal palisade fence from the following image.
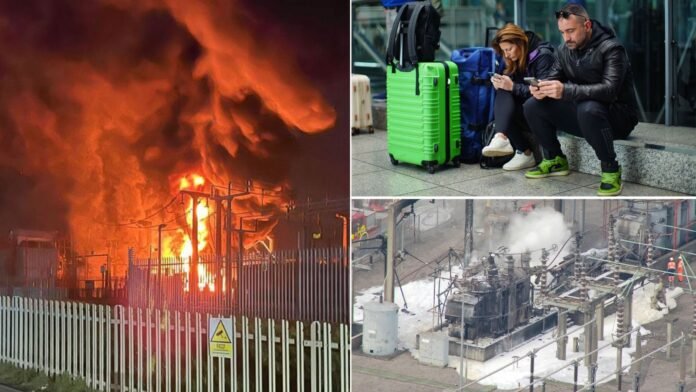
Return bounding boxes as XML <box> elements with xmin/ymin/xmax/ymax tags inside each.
<box><xmin>128</xmin><ymin>248</ymin><xmax>349</xmax><ymax>325</ymax></box>
<box><xmin>0</xmin><ymin>296</ymin><xmax>351</xmax><ymax>391</ymax></box>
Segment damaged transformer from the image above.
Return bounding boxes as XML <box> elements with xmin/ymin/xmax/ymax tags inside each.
<box><xmin>445</xmin><ymin>253</ymin><xmax>532</xmax><ymax>340</ymax></box>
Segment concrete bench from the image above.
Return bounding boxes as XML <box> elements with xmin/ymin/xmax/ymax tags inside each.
<box><xmin>559</xmin><ymin>123</ymin><xmax>696</xmax><ymax>194</ymax></box>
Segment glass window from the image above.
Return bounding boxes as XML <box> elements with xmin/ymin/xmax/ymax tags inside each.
<box><xmin>524</xmin><ymin>1</ymin><xmax>665</xmax><ymax>124</ymax></box>
<box><xmin>352</xmin><ymin>0</ymin><xmax>514</xmax><ymax>95</ymax></box>
<box><xmin>352</xmin><ymin>1</ymin><xmax>388</xmax><ymax>93</ymax></box>
<box><xmin>353</xmin><ymin>0</ymin><xmax>692</xmax><ymax>127</ymax></box>
<box><xmin>674</xmin><ymin>0</ymin><xmax>696</xmax><ymax>127</ymax></box>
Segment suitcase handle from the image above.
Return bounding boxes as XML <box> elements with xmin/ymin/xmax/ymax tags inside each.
<box><xmin>485</xmin><ymin>27</ymin><xmax>498</xmax><ymax>47</ymax></box>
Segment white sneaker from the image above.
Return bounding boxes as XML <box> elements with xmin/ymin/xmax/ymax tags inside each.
<box><xmin>482</xmin><ymin>134</ymin><xmax>513</xmax><ymax>157</ymax></box>
<box><xmin>503</xmin><ymin>151</ymin><xmax>536</xmax><ymax>171</ymax></box>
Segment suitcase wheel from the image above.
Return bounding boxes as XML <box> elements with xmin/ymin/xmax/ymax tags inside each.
<box><xmin>389</xmin><ymin>154</ymin><xmax>399</xmax><ymax>166</ymax></box>
<box><xmin>368</xmin><ymin>126</ymin><xmax>374</xmax><ymax>134</ymax></box>
<box><xmin>426</xmin><ymin>164</ymin><xmax>436</xmax><ymax>174</ymax></box>
<box><xmin>452</xmin><ymin>157</ymin><xmax>461</xmax><ymax>168</ymax></box>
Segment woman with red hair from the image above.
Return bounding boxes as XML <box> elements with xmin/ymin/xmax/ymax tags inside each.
<box><xmin>482</xmin><ymin>24</ymin><xmax>555</xmax><ymax>171</ymax></box>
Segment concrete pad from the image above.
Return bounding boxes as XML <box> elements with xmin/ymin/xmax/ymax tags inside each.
<box><xmin>391</xmin><ymin>163</ymin><xmax>498</xmax><ymax>187</ymax></box>
<box><xmin>554</xmin><ymin>186</ymin><xmax>603</xmax><ymax>197</ymax></box>
<box><xmin>448</xmin><ymin>172</ymin><xmax>581</xmax><ymax>196</ymax></box>
<box><xmin>353</xmin><ymin>149</ymin><xmax>394</xmax><ymax>169</ymax></box>
<box><xmin>353</xmin><ymin>352</ymin><xmax>465</xmax><ymax>392</ymax></box>
<box><xmin>352</xmin><ymin>170</ymin><xmax>436</xmax><ymax>197</ymax></box>
<box><xmin>401</xmin><ymin>187</ymin><xmax>473</xmax><ymax>197</ymax></box>
<box><xmin>550</xmin><ymin>171</ymin><xmax>604</xmax><ymax>187</ymax></box>
<box><xmin>352</xmin><ymin>160</ymin><xmax>382</xmax><ymax>176</ymax></box>
<box><xmin>584</xmin><ymin>181</ymin><xmax>689</xmax><ymax>196</ymax></box>
<box><xmin>352</xmin><ymin>132</ymin><xmax>387</xmax><ymax>154</ymax></box>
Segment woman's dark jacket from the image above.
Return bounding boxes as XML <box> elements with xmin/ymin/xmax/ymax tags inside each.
<box><xmin>509</xmin><ymin>31</ymin><xmax>555</xmax><ymax>100</ymax></box>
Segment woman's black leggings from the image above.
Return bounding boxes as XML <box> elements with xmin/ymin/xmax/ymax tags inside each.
<box><xmin>493</xmin><ymin>90</ymin><xmax>531</xmax><ymax>152</ymax></box>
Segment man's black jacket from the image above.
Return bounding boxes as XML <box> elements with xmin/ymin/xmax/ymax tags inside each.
<box><xmin>546</xmin><ymin>19</ymin><xmax>639</xmax><ymax>124</ymax></box>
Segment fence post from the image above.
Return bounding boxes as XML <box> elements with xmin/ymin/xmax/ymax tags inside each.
<box><xmin>230</xmin><ymin>315</ymin><xmax>237</xmax><ymax>392</ymax></box>
<box><xmin>0</xmin><ymin>297</ymin><xmax>5</xmax><ymax>363</ymax></box>
<box><xmin>175</xmin><ymin>310</ymin><xmax>181</xmax><ymax>392</ymax></box>
<box><xmin>146</xmin><ymin>307</ymin><xmax>152</xmax><ymax>392</ymax></box>
<box><xmin>282</xmin><ymin>320</ymin><xmax>290</xmax><ymax>392</ymax></box>
<box><xmin>573</xmin><ymin>360</ymin><xmax>579</xmax><ymax>392</ymax></box>
<box><xmin>590</xmin><ymin>363</ymin><xmax>597</xmax><ymax>392</ymax></box>
<box><xmin>679</xmin><ymin>335</ymin><xmax>686</xmax><ymax>392</ymax></box>
<box><xmin>529</xmin><ymin>351</ymin><xmax>535</xmax><ymax>392</ymax></box>
<box><xmin>27</xmin><ymin>299</ymin><xmax>32</xmax><ymax>370</ymax></box>
<box><xmin>633</xmin><ymin>372</ymin><xmax>640</xmax><ymax>392</ymax></box>
<box><xmin>18</xmin><ymin>297</ymin><xmax>24</xmax><ymax>370</ymax></box>
<box><xmin>137</xmin><ymin>307</ymin><xmax>143</xmax><ymax>392</ymax></box>
<box><xmin>127</xmin><ymin>306</ymin><xmax>134</xmax><ymax>391</ymax></box>
<box><xmin>165</xmin><ymin>309</ymin><xmax>171</xmax><ymax>392</ymax></box>
<box><xmin>269</xmin><ymin>319</ymin><xmax>276</xmax><ymax>391</ymax></box>
<box><xmin>324</xmin><ymin>323</ymin><xmax>332</xmax><ymax>391</ymax></box>
<box><xmin>241</xmin><ymin>316</ymin><xmax>249</xmax><ymax>392</ymax></box>
<box><xmin>196</xmin><ymin>312</ymin><xmax>202</xmax><ymax>392</ymax></box>
<box><xmin>311</xmin><ymin>321</ymin><xmax>319</xmax><ymax>392</ymax></box>
<box><xmin>667</xmin><ymin>318</ymin><xmax>676</xmax><ymax>359</ymax></box>
<box><xmin>254</xmin><ymin>317</ymin><xmax>262</xmax><ymax>391</ymax></box>
<box><xmin>297</xmin><ymin>321</ymin><xmax>305</xmax><ymax>392</ymax></box>
<box><xmin>185</xmin><ymin>311</ymin><xmax>191</xmax><ymax>392</ymax></box>
<box><xmin>155</xmin><ymin>308</ymin><xmax>162</xmax><ymax>392</ymax></box>
<box><xmin>69</xmin><ymin>301</ymin><xmax>74</xmax><ymax>379</ymax></box>
<box><xmin>106</xmin><ymin>305</ymin><xmax>111</xmax><ymax>392</ymax></box>
<box><xmin>60</xmin><ymin>301</ymin><xmax>66</xmax><ymax>378</ymax></box>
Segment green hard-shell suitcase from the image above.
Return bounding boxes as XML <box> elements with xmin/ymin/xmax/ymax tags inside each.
<box><xmin>387</xmin><ymin>61</ymin><xmax>461</xmax><ymax>173</ymax></box>
<box><xmin>385</xmin><ymin>2</ymin><xmax>461</xmax><ymax>174</ymax></box>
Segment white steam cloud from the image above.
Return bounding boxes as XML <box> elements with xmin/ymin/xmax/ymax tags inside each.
<box><xmin>503</xmin><ymin>207</ymin><xmax>573</xmax><ymax>266</ymax></box>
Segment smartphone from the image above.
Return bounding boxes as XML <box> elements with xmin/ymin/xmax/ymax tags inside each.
<box><xmin>524</xmin><ymin>77</ymin><xmax>540</xmax><ymax>87</ymax></box>
<box><xmin>488</xmin><ymin>72</ymin><xmax>497</xmax><ymax>79</ymax></box>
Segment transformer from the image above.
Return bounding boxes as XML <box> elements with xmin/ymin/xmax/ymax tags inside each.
<box><xmin>615</xmin><ymin>200</ymin><xmax>695</xmax><ymax>263</ymax></box>
<box><xmin>445</xmin><ymin>253</ymin><xmax>532</xmax><ymax>340</ymax></box>
<box><xmin>0</xmin><ymin>229</ymin><xmax>58</xmax><ymax>289</ymax></box>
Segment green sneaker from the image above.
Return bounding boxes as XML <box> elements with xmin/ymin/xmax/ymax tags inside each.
<box><xmin>525</xmin><ymin>155</ymin><xmax>570</xmax><ymax>179</ymax></box>
<box><xmin>597</xmin><ymin>168</ymin><xmax>623</xmax><ymax>196</ymax></box>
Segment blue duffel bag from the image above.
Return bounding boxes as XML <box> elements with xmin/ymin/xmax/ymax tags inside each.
<box><xmin>381</xmin><ymin>0</ymin><xmax>410</xmax><ymax>7</ymax></box>
<box><xmin>451</xmin><ymin>47</ymin><xmax>503</xmax><ymax>163</ymax></box>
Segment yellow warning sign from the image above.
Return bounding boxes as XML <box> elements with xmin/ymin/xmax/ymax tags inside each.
<box><xmin>209</xmin><ymin>317</ymin><xmax>233</xmax><ymax>358</ymax></box>
<box><xmin>212</xmin><ymin>321</ymin><xmax>231</xmax><ymax>343</ymax></box>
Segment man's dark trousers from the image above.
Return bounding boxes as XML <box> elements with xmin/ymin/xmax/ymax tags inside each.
<box><xmin>523</xmin><ymin>98</ymin><xmax>634</xmax><ymax>169</ymax></box>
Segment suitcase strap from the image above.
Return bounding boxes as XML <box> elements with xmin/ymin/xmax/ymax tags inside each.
<box><xmin>439</xmin><ymin>62</ymin><xmax>451</xmax><ymax>164</ymax></box>
<box><xmin>386</xmin><ymin>2</ymin><xmax>425</xmax><ymax>72</ymax></box>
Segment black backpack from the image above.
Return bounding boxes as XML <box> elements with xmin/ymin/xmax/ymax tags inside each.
<box><xmin>386</xmin><ymin>2</ymin><xmax>441</xmax><ymax>69</ymax></box>
<box><xmin>479</xmin><ymin>122</ymin><xmax>513</xmax><ymax>169</ymax></box>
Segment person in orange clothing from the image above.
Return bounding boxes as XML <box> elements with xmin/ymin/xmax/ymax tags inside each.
<box><xmin>677</xmin><ymin>256</ymin><xmax>685</xmax><ymax>283</ymax></box>
<box><xmin>667</xmin><ymin>257</ymin><xmax>677</xmax><ymax>287</ymax></box>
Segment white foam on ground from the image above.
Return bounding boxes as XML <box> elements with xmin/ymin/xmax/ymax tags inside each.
<box><xmin>354</xmin><ymin>278</ymin><xmax>442</xmax><ymax>350</ymax></box>
<box><xmin>354</xmin><ymin>275</ymin><xmax>684</xmax><ymax>389</ymax></box>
